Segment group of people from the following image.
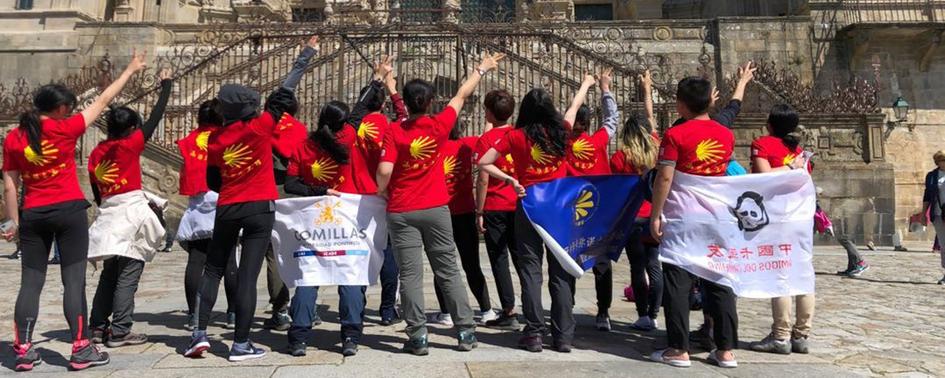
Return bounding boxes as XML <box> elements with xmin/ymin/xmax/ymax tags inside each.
<box><xmin>1</xmin><ymin>33</ymin><xmax>927</xmax><ymax>373</ymax></box>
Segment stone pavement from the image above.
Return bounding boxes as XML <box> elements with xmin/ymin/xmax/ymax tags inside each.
<box><xmin>0</xmin><ymin>241</ymin><xmax>943</xmax><ymax>377</ymax></box>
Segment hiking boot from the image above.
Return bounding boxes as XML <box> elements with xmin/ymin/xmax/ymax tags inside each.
<box><xmin>14</xmin><ymin>343</ymin><xmax>42</xmax><ymax>372</ymax></box>
<box><xmin>595</xmin><ymin>314</ymin><xmax>611</xmax><ymax>332</ymax></box>
<box><xmin>848</xmin><ymin>262</ymin><xmax>870</xmax><ymax>277</ymax></box>
<box><xmin>184</xmin><ymin>333</ymin><xmax>211</xmax><ymax>358</ymax></box>
<box><xmin>342</xmin><ymin>338</ymin><xmax>358</xmax><ymax>356</ymax></box>
<box><xmin>748</xmin><ymin>334</ymin><xmax>791</xmax><ymax>354</ymax></box>
<box><xmin>432</xmin><ymin>312</ymin><xmax>453</xmax><ymax>327</ymax></box>
<box><xmin>228</xmin><ymin>341</ymin><xmax>267</xmax><ymax>362</ymax></box>
<box><xmin>403</xmin><ymin>336</ymin><xmax>429</xmax><ymax>356</ymax></box>
<box><xmin>264</xmin><ymin>310</ymin><xmax>291</xmax><ymax>331</ymax></box>
<box><xmin>69</xmin><ymin>343</ymin><xmax>109</xmax><ymax>371</ymax></box>
<box><xmin>288</xmin><ymin>342</ymin><xmax>307</xmax><ymax>357</ymax></box>
<box><xmin>105</xmin><ymin>332</ymin><xmax>148</xmax><ymax>348</ymax></box>
<box><xmin>518</xmin><ymin>335</ymin><xmax>543</xmax><ymax>353</ymax></box>
<box><xmin>90</xmin><ymin>328</ymin><xmax>108</xmax><ymax>344</ymax></box>
<box><xmin>457</xmin><ymin>330</ymin><xmax>478</xmax><ymax>352</ymax></box>
<box><xmin>791</xmin><ymin>336</ymin><xmax>810</xmax><ymax>354</ymax></box>
<box><xmin>225</xmin><ymin>312</ymin><xmax>236</xmax><ymax>329</ymax></box>
<box><xmin>484</xmin><ymin>311</ymin><xmax>520</xmax><ymax>330</ymax></box>
<box><xmin>630</xmin><ymin>316</ymin><xmax>656</xmax><ymax>331</ymax></box>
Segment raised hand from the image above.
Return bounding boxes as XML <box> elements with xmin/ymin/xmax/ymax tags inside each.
<box><xmin>306</xmin><ymin>35</ymin><xmax>319</xmax><ymax>49</ymax></box>
<box><xmin>639</xmin><ymin>69</ymin><xmax>653</xmax><ymax>90</ymax></box>
<box><xmin>477</xmin><ymin>51</ymin><xmax>506</xmax><ymax>74</ymax></box>
<box><xmin>737</xmin><ymin>61</ymin><xmax>756</xmax><ymax>85</ymax></box>
<box><xmin>581</xmin><ymin>73</ymin><xmax>597</xmax><ymax>88</ymax></box>
<box><xmin>712</xmin><ymin>87</ymin><xmax>720</xmax><ymax>105</ymax></box>
<box><xmin>126</xmin><ymin>49</ymin><xmax>147</xmax><ymax>73</ymax></box>
<box><xmin>158</xmin><ymin>68</ymin><xmax>173</xmax><ymax>81</ymax></box>
<box><xmin>374</xmin><ymin>55</ymin><xmax>395</xmax><ymax>80</ymax></box>
<box><xmin>597</xmin><ymin>67</ymin><xmax>613</xmax><ymax>91</ymax></box>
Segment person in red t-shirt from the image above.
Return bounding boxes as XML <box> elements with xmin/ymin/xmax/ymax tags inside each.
<box><xmin>649</xmin><ymin>77</ymin><xmax>738</xmax><ymax>369</ymax></box>
<box><xmin>376</xmin><ymin>52</ymin><xmax>505</xmax><ymax>355</ymax></box>
<box><xmin>746</xmin><ymin>104</ymin><xmax>818</xmax><ymax>356</ymax></box>
<box><xmin>175</xmin><ymin>100</ymin><xmax>238</xmax><ymax>333</ymax></box>
<box><xmin>2</xmin><ymin>52</ymin><xmax>147</xmax><ymax>371</ymax></box>
<box><xmin>563</xmin><ymin>69</ymin><xmax>621</xmax><ymax>332</ymax></box>
<box><xmin>608</xmin><ymin>69</ymin><xmax>663</xmax><ymax>333</ymax></box>
<box><xmin>85</xmin><ymin>68</ymin><xmax>174</xmax><ymax>349</ymax></box>
<box><xmin>474</xmin><ymin>89</ymin><xmax>522</xmax><ymax>329</ymax></box>
<box><xmin>431</xmin><ymin>125</ymin><xmax>494</xmax><ymax>326</ymax></box>
<box><xmin>478</xmin><ymin>88</ymin><xmax>575</xmax><ymax>353</ymax></box>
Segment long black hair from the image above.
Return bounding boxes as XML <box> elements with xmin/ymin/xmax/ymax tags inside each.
<box><xmin>309</xmin><ymin>100</ymin><xmax>351</xmax><ymax>164</ymax></box>
<box><xmin>572</xmin><ymin>104</ymin><xmax>591</xmax><ymax>138</ymax></box>
<box><xmin>767</xmin><ymin>104</ymin><xmax>801</xmax><ymax>151</ymax></box>
<box><xmin>402</xmin><ymin>79</ymin><xmax>435</xmax><ymax>115</ymax></box>
<box><xmin>105</xmin><ymin>106</ymin><xmax>142</xmax><ymax>139</ymax></box>
<box><xmin>516</xmin><ymin>88</ymin><xmax>567</xmax><ymax>157</ymax></box>
<box><xmin>19</xmin><ymin>84</ymin><xmax>77</xmax><ymax>155</ymax></box>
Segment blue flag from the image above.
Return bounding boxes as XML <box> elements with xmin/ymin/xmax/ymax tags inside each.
<box><xmin>521</xmin><ymin>175</ymin><xmax>645</xmax><ymax>277</ymax></box>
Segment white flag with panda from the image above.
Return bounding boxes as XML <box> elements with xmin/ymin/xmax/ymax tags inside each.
<box><xmin>658</xmin><ymin>170</ymin><xmax>816</xmax><ymax>298</ymax></box>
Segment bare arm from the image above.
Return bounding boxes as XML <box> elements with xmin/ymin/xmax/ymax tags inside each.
<box><xmin>649</xmin><ymin>164</ymin><xmax>675</xmax><ymax>242</ymax></box>
<box><xmin>640</xmin><ymin>70</ymin><xmax>657</xmax><ymax>129</ymax></box>
<box><xmin>564</xmin><ymin>74</ymin><xmax>596</xmax><ymax>126</ymax></box>
<box><xmin>2</xmin><ymin>171</ymin><xmax>20</xmax><ymax>240</ymax></box>
<box><xmin>81</xmin><ymin>50</ymin><xmax>148</xmax><ymax>126</ymax></box>
<box><xmin>475</xmin><ymin>170</ymin><xmax>489</xmax><ymax>213</ymax></box>
<box><xmin>478</xmin><ymin>148</ymin><xmax>525</xmax><ymax>197</ymax></box>
<box><xmin>376</xmin><ymin>162</ymin><xmax>394</xmax><ymax>199</ymax></box>
<box><xmin>446</xmin><ymin>52</ymin><xmax>505</xmax><ymax>114</ymax></box>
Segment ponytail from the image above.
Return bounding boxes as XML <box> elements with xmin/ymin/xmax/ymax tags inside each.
<box><xmin>18</xmin><ymin>111</ymin><xmax>43</xmax><ymax>156</ymax></box>
<box><xmin>767</xmin><ymin>104</ymin><xmax>801</xmax><ymax>151</ymax></box>
<box><xmin>309</xmin><ymin>101</ymin><xmax>351</xmax><ymax>164</ymax></box>
<box><xmin>19</xmin><ymin>84</ymin><xmax>78</xmax><ymax>156</ymax></box>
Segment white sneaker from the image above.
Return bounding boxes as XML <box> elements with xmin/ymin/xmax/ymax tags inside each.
<box><xmin>479</xmin><ymin>309</ymin><xmax>498</xmax><ymax>324</ymax></box>
<box><xmin>630</xmin><ymin>316</ymin><xmax>656</xmax><ymax>331</ymax></box>
<box><xmin>433</xmin><ymin>313</ymin><xmax>454</xmax><ymax>327</ymax></box>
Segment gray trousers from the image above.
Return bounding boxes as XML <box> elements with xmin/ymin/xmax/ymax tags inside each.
<box><xmin>90</xmin><ymin>256</ymin><xmax>145</xmax><ymax>336</ymax></box>
<box><xmin>836</xmin><ymin>234</ymin><xmax>865</xmax><ymax>270</ymax></box>
<box><xmin>388</xmin><ymin>206</ymin><xmax>475</xmax><ymax>340</ymax></box>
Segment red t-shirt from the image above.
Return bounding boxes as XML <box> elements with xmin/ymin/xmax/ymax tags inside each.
<box><xmin>475</xmin><ymin>125</ymin><xmax>518</xmax><ymax>212</ymax></box>
<box><xmin>88</xmin><ymin>129</ymin><xmax>145</xmax><ymax>198</ymax></box>
<box><xmin>610</xmin><ymin>150</ymin><xmax>652</xmax><ymax>218</ymax></box>
<box><xmin>177</xmin><ymin>124</ymin><xmax>219</xmax><ymax>196</ymax></box>
<box><xmin>442</xmin><ymin>136</ymin><xmax>477</xmax><ymax>215</ymax></box>
<box><xmin>657</xmin><ymin>119</ymin><xmax>734</xmax><ymax>177</ymax></box>
<box><xmin>381</xmin><ymin>107</ymin><xmax>457</xmax><ymax>213</ymax></box>
<box><xmin>2</xmin><ymin>114</ymin><xmax>87</xmax><ymax>209</ymax></box>
<box><xmin>207</xmin><ymin>113</ymin><xmax>279</xmax><ymax>206</ymax></box>
<box><xmin>750</xmin><ymin>135</ymin><xmax>807</xmax><ymax>173</ymax></box>
<box><xmin>567</xmin><ymin>128</ymin><xmax>611</xmax><ymax>176</ymax></box>
<box><xmin>272</xmin><ymin>113</ymin><xmax>309</xmax><ymax>159</ymax></box>
<box><xmin>354</xmin><ymin>112</ymin><xmax>389</xmax><ymax>193</ymax></box>
<box><xmin>287</xmin><ymin>125</ymin><xmax>366</xmax><ymax>194</ymax></box>
<box><xmin>493</xmin><ymin>126</ymin><xmax>569</xmax><ymax>188</ymax></box>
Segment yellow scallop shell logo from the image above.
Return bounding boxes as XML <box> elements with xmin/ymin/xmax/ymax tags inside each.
<box><xmin>574</xmin><ymin>186</ymin><xmax>598</xmax><ymax>226</ymax></box>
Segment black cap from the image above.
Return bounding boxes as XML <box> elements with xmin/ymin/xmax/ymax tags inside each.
<box><xmin>217</xmin><ymin>84</ymin><xmax>260</xmax><ymax>123</ymax></box>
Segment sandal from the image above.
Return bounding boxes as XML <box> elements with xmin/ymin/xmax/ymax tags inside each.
<box><xmin>708</xmin><ymin>349</ymin><xmax>738</xmax><ymax>368</ymax></box>
<box><xmin>649</xmin><ymin>349</ymin><xmax>692</xmax><ymax>368</ymax></box>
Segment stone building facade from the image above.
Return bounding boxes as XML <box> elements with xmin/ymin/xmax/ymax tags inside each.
<box><xmin>0</xmin><ymin>0</ymin><xmax>943</xmax><ymax>243</ymax></box>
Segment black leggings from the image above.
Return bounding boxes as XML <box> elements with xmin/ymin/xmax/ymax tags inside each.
<box><xmin>15</xmin><ymin>207</ymin><xmax>89</xmax><ymax>344</ymax></box>
<box><xmin>184</xmin><ymin>239</ymin><xmax>238</xmax><ymax>315</ymax></box>
<box><xmin>196</xmin><ymin>208</ymin><xmax>275</xmax><ymax>343</ymax></box>
<box><xmin>435</xmin><ymin>213</ymin><xmax>491</xmax><ymax>313</ymax></box>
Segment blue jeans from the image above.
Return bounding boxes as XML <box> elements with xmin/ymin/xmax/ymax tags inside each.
<box><xmin>379</xmin><ymin>246</ymin><xmax>399</xmax><ymax>320</ymax></box>
<box><xmin>288</xmin><ymin>285</ymin><xmax>366</xmax><ymax>345</ymax></box>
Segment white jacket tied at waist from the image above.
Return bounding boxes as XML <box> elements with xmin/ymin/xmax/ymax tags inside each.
<box><xmin>88</xmin><ymin>190</ymin><xmax>166</xmax><ymax>263</ymax></box>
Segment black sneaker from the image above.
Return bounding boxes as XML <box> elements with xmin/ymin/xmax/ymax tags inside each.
<box><xmin>264</xmin><ymin>310</ymin><xmax>291</xmax><ymax>331</ymax></box>
<box><xmin>105</xmin><ymin>332</ymin><xmax>148</xmax><ymax>348</ymax></box>
<box><xmin>228</xmin><ymin>341</ymin><xmax>267</xmax><ymax>362</ymax></box>
<box><xmin>90</xmin><ymin>328</ymin><xmax>108</xmax><ymax>344</ymax></box>
<box><xmin>342</xmin><ymin>338</ymin><xmax>358</xmax><ymax>356</ymax></box>
<box><xmin>10</xmin><ymin>250</ymin><xmax>20</xmax><ymax>260</ymax></box>
<box><xmin>312</xmin><ymin>313</ymin><xmax>323</xmax><ymax>327</ymax></box>
<box><xmin>14</xmin><ymin>343</ymin><xmax>42</xmax><ymax>372</ymax></box>
<box><xmin>457</xmin><ymin>330</ymin><xmax>478</xmax><ymax>352</ymax></box>
<box><xmin>484</xmin><ymin>312</ymin><xmax>520</xmax><ymax>330</ymax></box>
<box><xmin>225</xmin><ymin>312</ymin><xmax>236</xmax><ymax>329</ymax></box>
<box><xmin>69</xmin><ymin>343</ymin><xmax>109</xmax><ymax>371</ymax></box>
<box><xmin>49</xmin><ymin>256</ymin><xmax>60</xmax><ymax>265</ymax></box>
<box><xmin>288</xmin><ymin>342</ymin><xmax>307</xmax><ymax>357</ymax></box>
<box><xmin>518</xmin><ymin>335</ymin><xmax>543</xmax><ymax>353</ymax></box>
<box><xmin>836</xmin><ymin>268</ymin><xmax>853</xmax><ymax>276</ymax></box>
<box><xmin>379</xmin><ymin>316</ymin><xmax>403</xmax><ymax>326</ymax></box>
<box><xmin>553</xmin><ymin>340</ymin><xmax>572</xmax><ymax>353</ymax></box>
<box><xmin>184</xmin><ymin>333</ymin><xmax>211</xmax><ymax>358</ymax></box>
<box><xmin>402</xmin><ymin>336</ymin><xmax>429</xmax><ymax>356</ymax></box>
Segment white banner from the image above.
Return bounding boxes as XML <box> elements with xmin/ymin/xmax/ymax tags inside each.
<box><xmin>271</xmin><ymin>195</ymin><xmax>388</xmax><ymax>288</ymax></box>
<box><xmin>659</xmin><ymin>170</ymin><xmax>816</xmax><ymax>298</ymax></box>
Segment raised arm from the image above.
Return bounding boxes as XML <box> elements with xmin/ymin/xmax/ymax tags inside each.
<box><xmin>731</xmin><ymin>61</ymin><xmax>755</xmax><ymax>103</ymax></box>
<box><xmin>446</xmin><ymin>52</ymin><xmax>505</xmax><ymax>114</ymax></box>
<box><xmin>282</xmin><ymin>36</ymin><xmax>319</xmax><ymax>92</ymax></box>
<box><xmin>598</xmin><ymin>68</ymin><xmax>618</xmax><ymax>139</ymax></box>
<box><xmin>350</xmin><ymin>56</ymin><xmax>392</xmax><ymax>128</ymax></box>
<box><xmin>715</xmin><ymin>61</ymin><xmax>755</xmax><ymax>128</ymax></box>
<box><xmin>640</xmin><ymin>70</ymin><xmax>657</xmax><ymax>130</ymax></box>
<box><xmin>564</xmin><ymin>74</ymin><xmax>596</xmax><ymax>126</ymax></box>
<box><xmin>141</xmin><ymin>69</ymin><xmax>173</xmax><ymax>141</ymax></box>
<box><xmin>81</xmin><ymin>50</ymin><xmax>148</xmax><ymax>126</ymax></box>
<box><xmin>385</xmin><ymin>72</ymin><xmax>408</xmax><ymax>122</ymax></box>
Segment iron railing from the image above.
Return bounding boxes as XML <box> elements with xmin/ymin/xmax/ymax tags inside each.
<box><xmin>809</xmin><ymin>0</ymin><xmax>944</xmax><ymax>26</ymax></box>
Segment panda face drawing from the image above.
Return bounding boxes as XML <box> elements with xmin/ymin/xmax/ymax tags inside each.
<box><xmin>730</xmin><ymin>191</ymin><xmax>769</xmax><ymax>232</ymax></box>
